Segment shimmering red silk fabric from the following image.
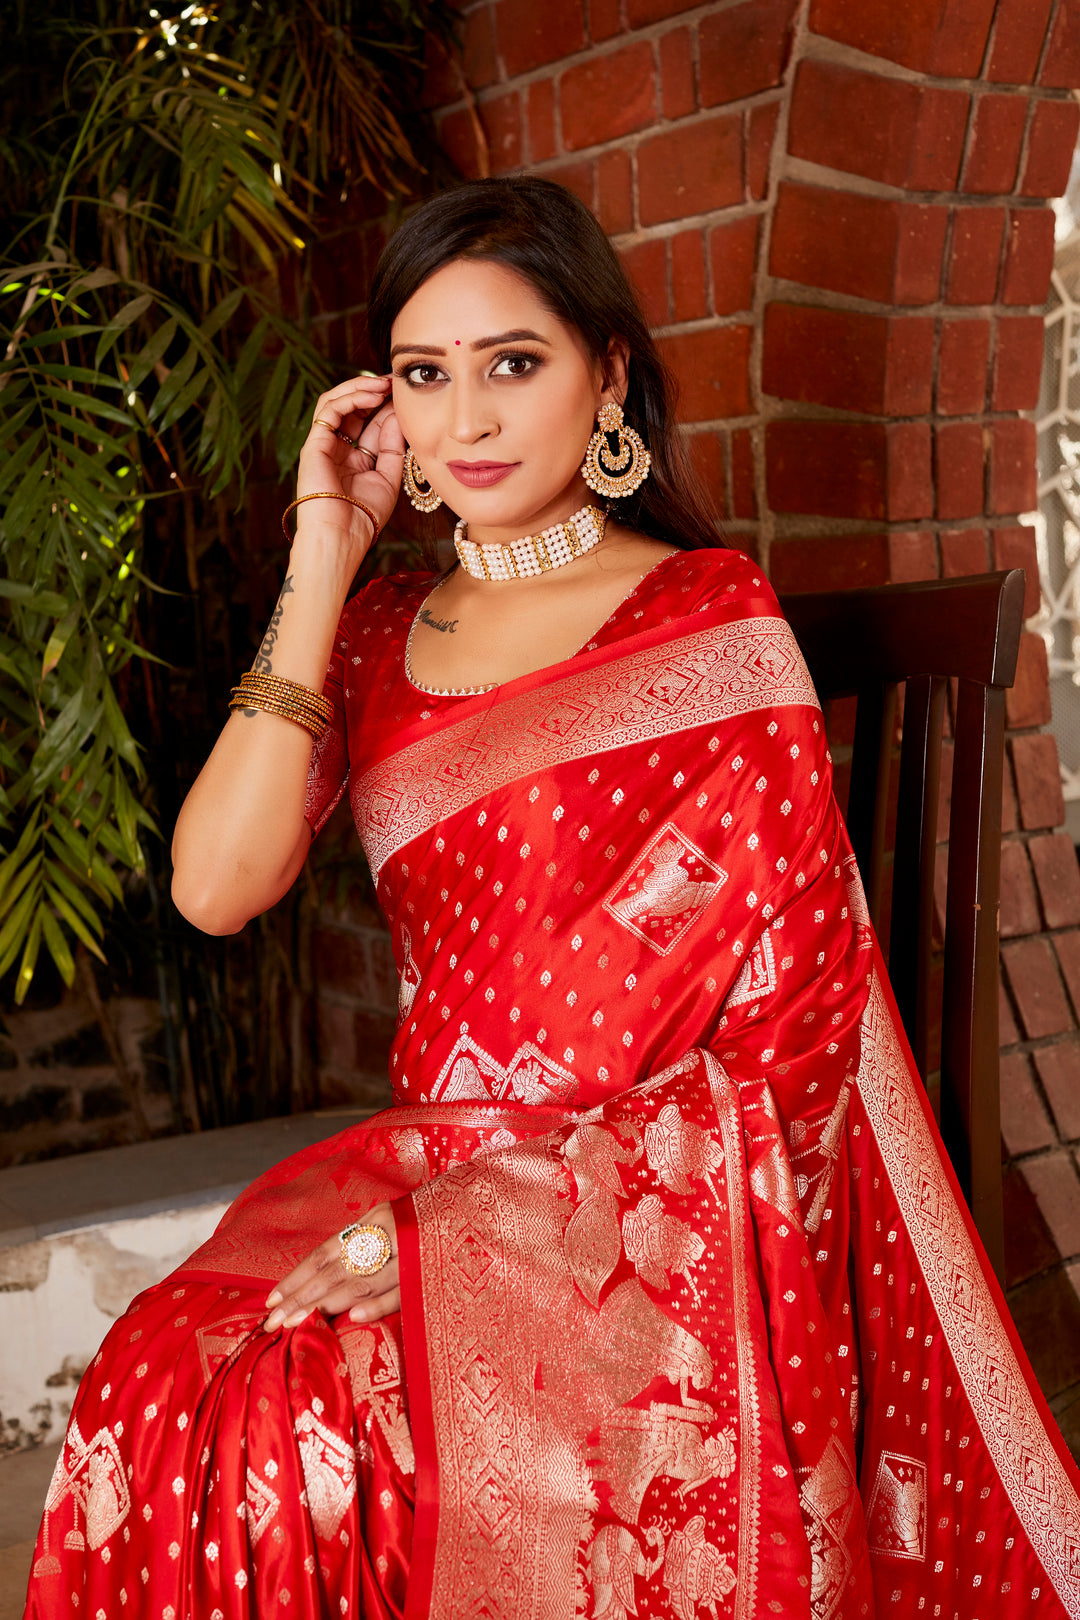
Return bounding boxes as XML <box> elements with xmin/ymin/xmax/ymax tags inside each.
<box><xmin>24</xmin><ymin>551</ymin><xmax>1080</xmax><ymax>1620</ymax></box>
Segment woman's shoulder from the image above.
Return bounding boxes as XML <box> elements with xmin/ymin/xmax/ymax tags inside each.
<box><xmin>646</xmin><ymin>544</ymin><xmax>779</xmax><ymax>616</ymax></box>
<box><xmin>336</xmin><ymin>566</ymin><xmax>436</xmax><ymax>641</ymax></box>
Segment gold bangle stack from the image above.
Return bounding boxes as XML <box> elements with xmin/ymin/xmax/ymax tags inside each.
<box><xmin>228</xmin><ymin>672</ymin><xmax>333</xmax><ymax>740</ymax></box>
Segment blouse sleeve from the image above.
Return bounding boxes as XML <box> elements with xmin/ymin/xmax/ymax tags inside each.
<box><xmin>303</xmin><ymin>596</ymin><xmax>359</xmax><ymax>838</ymax></box>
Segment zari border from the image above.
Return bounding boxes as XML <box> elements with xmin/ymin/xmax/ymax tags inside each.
<box><xmin>396</xmin><ymin>1193</ymin><xmax>441</xmax><ymax>1620</ymax></box>
<box><xmin>404</xmin><ymin>1144</ymin><xmax>590</xmax><ymax>1620</ymax></box>
<box><xmin>703</xmin><ymin>1050</ymin><xmax>762</xmax><ymax>1620</ymax></box>
<box><xmin>355</xmin><ymin>615</ymin><xmax>817</xmax><ymax>877</ymax></box>
<box><xmin>857</xmin><ymin>968</ymin><xmax>1080</xmax><ymax>1614</ymax></box>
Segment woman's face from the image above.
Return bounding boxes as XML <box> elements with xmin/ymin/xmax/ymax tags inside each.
<box><xmin>389</xmin><ymin>258</ymin><xmax>619</xmax><ymax>538</ymax></box>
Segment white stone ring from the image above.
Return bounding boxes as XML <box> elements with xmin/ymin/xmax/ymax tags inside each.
<box><xmin>339</xmin><ymin>1222</ymin><xmax>392</xmax><ymax>1277</ymax></box>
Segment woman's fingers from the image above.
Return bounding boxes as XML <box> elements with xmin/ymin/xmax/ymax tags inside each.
<box><xmin>264</xmin><ymin>1259</ymin><xmax>400</xmax><ymax>1331</ymax></box>
<box><xmin>294</xmin><ymin>382</ymin><xmax>404</xmax><ymax>539</ymax></box>
<box><xmin>373</xmin><ymin>405</ymin><xmax>407</xmax><ymax>466</ymax></box>
<box><xmin>263</xmin><ymin>1207</ymin><xmax>399</xmax><ymax>1331</ymax></box>
<box><xmin>263</xmin><ymin>1244</ymin><xmax>334</xmax><ymax>1329</ymax></box>
<box><xmin>313</xmin><ymin>373</ymin><xmax>391</xmax><ymax>409</ymax></box>
<box><xmin>349</xmin><ymin>1285</ymin><xmax>401</xmax><ymax>1324</ymax></box>
<box><xmin>310</xmin><ymin>376</ymin><xmax>391</xmax><ymax>433</ymax></box>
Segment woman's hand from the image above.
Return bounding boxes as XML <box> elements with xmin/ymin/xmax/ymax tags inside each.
<box><xmin>294</xmin><ymin>373</ymin><xmax>406</xmax><ymax>574</ymax></box>
<box><xmin>262</xmin><ymin>1204</ymin><xmax>400</xmax><ymax>1332</ymax></box>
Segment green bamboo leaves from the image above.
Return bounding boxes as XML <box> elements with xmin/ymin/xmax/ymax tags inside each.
<box><xmin>0</xmin><ymin>0</ymin><xmax>453</xmax><ymax>1003</ymax></box>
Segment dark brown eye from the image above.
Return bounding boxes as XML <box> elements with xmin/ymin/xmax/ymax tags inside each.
<box><xmin>493</xmin><ymin>353</ymin><xmax>539</xmax><ymax>378</ymax></box>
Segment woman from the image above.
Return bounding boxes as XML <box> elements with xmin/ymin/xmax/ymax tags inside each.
<box><xmin>23</xmin><ymin>177</ymin><xmax>1080</xmax><ymax>1619</ymax></box>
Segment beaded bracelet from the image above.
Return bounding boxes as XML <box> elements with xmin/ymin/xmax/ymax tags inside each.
<box><xmin>281</xmin><ymin>491</ymin><xmax>381</xmax><ymax>543</ymax></box>
<box><xmin>229</xmin><ymin>672</ymin><xmax>333</xmax><ymax>741</ymax></box>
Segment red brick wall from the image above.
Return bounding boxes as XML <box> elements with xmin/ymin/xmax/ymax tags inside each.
<box><xmin>306</xmin><ymin>0</ymin><xmax>1080</xmax><ymax>1445</ymax></box>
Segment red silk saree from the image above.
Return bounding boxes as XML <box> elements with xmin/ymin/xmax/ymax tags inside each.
<box><xmin>24</xmin><ymin>549</ymin><xmax>1080</xmax><ymax>1620</ymax></box>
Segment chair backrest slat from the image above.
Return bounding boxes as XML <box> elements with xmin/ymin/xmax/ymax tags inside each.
<box><xmin>890</xmin><ymin>674</ymin><xmax>948</xmax><ymax>1081</ymax></box>
<box><xmin>848</xmin><ymin>682</ymin><xmax>896</xmax><ymax>925</ymax></box>
<box><xmin>779</xmin><ymin>569</ymin><xmax>1026</xmax><ymax>1284</ymax></box>
<box><xmin>941</xmin><ymin>678</ymin><xmax>1009</xmax><ymax>1279</ymax></box>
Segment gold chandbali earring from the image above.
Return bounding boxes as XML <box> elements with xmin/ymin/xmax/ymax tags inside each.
<box><xmin>403</xmin><ymin>447</ymin><xmax>442</xmax><ymax>512</ymax></box>
<box><xmin>580</xmin><ymin>401</ymin><xmax>651</xmax><ymax>498</ymax></box>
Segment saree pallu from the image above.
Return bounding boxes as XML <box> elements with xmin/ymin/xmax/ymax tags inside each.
<box><xmin>23</xmin><ymin>549</ymin><xmax>1080</xmax><ymax>1619</ymax></box>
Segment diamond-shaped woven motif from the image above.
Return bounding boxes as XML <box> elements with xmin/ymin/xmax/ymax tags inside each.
<box><xmin>194</xmin><ymin>1311</ymin><xmax>256</xmax><ymax>1386</ymax></box>
<box><xmin>469</xmin><ymin>1464</ymin><xmax>519</xmax><ymax>1534</ymax></box>
<box><xmin>1022</xmin><ymin>1447</ymin><xmax>1049</xmax><ymax>1496</ymax></box>
<box><xmin>534</xmin><ymin>699</ymin><xmax>590</xmax><ymax>738</ymax></box>
<box><xmin>245</xmin><ymin>1467</ymin><xmax>279</xmax><ymax>1546</ymax></box>
<box><xmin>1066</xmin><ymin>1533</ymin><xmax>1080</xmax><ymax>1582</ymax></box>
<box><xmin>948</xmin><ymin>1263</ymin><xmax>975</xmax><ymax>1319</ymax></box>
<box><xmin>726</xmin><ymin>927</ymin><xmax>777</xmax><ymax>1009</ymax></box>
<box><xmin>743</xmin><ymin>637</ymin><xmax>796</xmax><ymax>682</ymax></box>
<box><xmin>641</xmin><ymin>665</ymin><xmax>698</xmax><ymax>707</ymax></box>
<box><xmin>866</xmin><ymin>1451</ymin><xmax>927</xmax><ymax>1562</ymax></box>
<box><xmin>915</xmin><ymin>1170</ymin><xmax>942</xmax><ymax>1227</ymax></box>
<box><xmin>459</xmin><ymin>1352</ymin><xmax>503</xmax><ymax>1414</ymax></box>
<box><xmin>884</xmin><ymin>1080</ymin><xmax>909</xmax><ymax>1131</ymax></box>
<box><xmin>604</xmin><ymin>821</ymin><xmax>727</xmax><ymax>957</ymax></box>
<box><xmin>452</xmin><ymin>1231</ymin><xmax>496</xmax><ymax>1292</ymax></box>
<box><xmin>983</xmin><ymin>1357</ymin><xmax>1012</xmax><ymax>1409</ymax></box>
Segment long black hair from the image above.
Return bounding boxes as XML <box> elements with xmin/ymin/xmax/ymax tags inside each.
<box><xmin>367</xmin><ymin>176</ymin><xmax>722</xmax><ymax>552</ymax></box>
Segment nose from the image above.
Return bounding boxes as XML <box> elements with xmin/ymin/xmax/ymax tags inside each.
<box><xmin>448</xmin><ymin>375</ymin><xmax>496</xmax><ymax>446</ymax></box>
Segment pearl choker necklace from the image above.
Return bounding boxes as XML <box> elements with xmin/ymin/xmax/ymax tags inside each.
<box><xmin>453</xmin><ymin>505</ymin><xmax>607</xmax><ymax>581</ymax></box>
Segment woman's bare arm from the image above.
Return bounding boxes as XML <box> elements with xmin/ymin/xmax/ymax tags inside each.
<box><xmin>170</xmin><ymin>378</ymin><xmax>403</xmax><ymax>935</ymax></box>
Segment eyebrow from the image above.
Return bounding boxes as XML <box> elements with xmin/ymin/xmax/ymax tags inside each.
<box><xmin>389</xmin><ymin>328</ymin><xmax>552</xmax><ymax>360</ymax></box>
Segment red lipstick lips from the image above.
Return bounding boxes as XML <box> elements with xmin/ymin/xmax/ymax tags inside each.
<box><xmin>446</xmin><ymin>461</ymin><xmax>519</xmax><ymax>489</ymax></box>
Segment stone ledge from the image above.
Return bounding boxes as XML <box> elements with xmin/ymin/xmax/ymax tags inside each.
<box><xmin>0</xmin><ymin>1107</ymin><xmax>372</xmax><ymax>1248</ymax></box>
<box><xmin>0</xmin><ymin>1109</ymin><xmax>374</xmax><ymax>1456</ymax></box>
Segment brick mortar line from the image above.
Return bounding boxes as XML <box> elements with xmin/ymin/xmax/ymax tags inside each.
<box><xmin>440</xmin><ymin>83</ymin><xmax>782</xmax><ymax>131</ymax></box>
<box><xmin>1010</xmin><ymin>80</ymin><xmax>1043</xmax><ymax>215</ymax></box>
<box><xmin>607</xmin><ymin>202</ymin><xmax>768</xmax><ymax>247</ymax></box>
<box><xmin>435</xmin><ymin>83</ymin><xmax>785</xmax><ymax>158</ymax></box>
<box><xmin>1002</xmin><ymin>928</ymin><xmax>1080</xmax><ymax>951</ymax></box>
<box><xmin>444</xmin><ymin>0</ymin><xmax>763</xmax><ymax>104</ymax></box>
<box><xmin>748</xmin><ymin>0</ymin><xmax>818</xmax><ymax>576</ymax></box>
<box><xmin>1005</xmin><ymin>1258</ymin><xmax>1080</xmax><ymax>1303</ymax></box>
<box><xmin>782</xmin><ymin>152</ymin><xmax>1063</xmax><ymax>209</ymax></box>
<box><xmin>1036</xmin><ymin>0</ymin><xmax>1067</xmax><ymax>89</ymax></box>
<box><xmin>527</xmin><ymin>98</ymin><xmax>781</xmax><ymax>173</ymax></box>
<box><xmin>765</xmin><ymin>515</ymin><xmax>1037</xmax><ymax>537</ymax></box>
<box><xmin>764</xmin><ymin>276</ymin><xmax>1050</xmax><ymax>320</ymax></box>
<box><xmin>447</xmin><ymin>2</ymin><xmax>1079</xmax><ymax>104</ymax></box>
<box><xmin>1004</xmin><ymin>1140</ymin><xmax>1080</xmax><ymax>1164</ymax></box>
<box><xmin>649</xmin><ymin>312</ymin><xmax>755</xmax><ymax>338</ymax></box>
<box><xmin>797</xmin><ymin>26</ymin><xmax>1079</xmax><ymax>100</ymax></box>
<box><xmin>1049</xmin><ymin>1378</ymin><xmax>1080</xmax><ymax>1418</ymax></box>
<box><xmin>710</xmin><ymin>379</ymin><xmax>1040</xmax><ymax>447</ymax></box>
<box><xmin>728</xmin><ymin>399</ymin><xmax>1040</xmax><ymax>427</ymax></box>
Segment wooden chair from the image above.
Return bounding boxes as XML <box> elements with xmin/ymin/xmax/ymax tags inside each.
<box><xmin>779</xmin><ymin>570</ymin><xmax>1027</xmax><ymax>1282</ymax></box>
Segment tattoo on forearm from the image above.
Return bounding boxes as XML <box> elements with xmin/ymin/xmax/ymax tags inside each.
<box><xmin>242</xmin><ymin>574</ymin><xmax>295</xmax><ymax>716</ymax></box>
<box><xmin>418</xmin><ymin>607</ymin><xmax>458</xmax><ymax>634</ymax></box>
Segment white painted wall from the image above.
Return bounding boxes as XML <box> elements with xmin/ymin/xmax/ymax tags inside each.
<box><xmin>0</xmin><ymin>1203</ymin><xmax>227</xmax><ymax>1451</ymax></box>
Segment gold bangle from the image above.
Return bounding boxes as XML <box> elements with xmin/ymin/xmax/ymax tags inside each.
<box><xmin>282</xmin><ymin>491</ymin><xmax>380</xmax><ymax>543</ymax></box>
<box><xmin>229</xmin><ymin>691</ymin><xmax>329</xmax><ymax>740</ymax></box>
<box><xmin>229</xmin><ymin>672</ymin><xmax>333</xmax><ymax>741</ymax></box>
<box><xmin>235</xmin><ymin>671</ymin><xmax>333</xmax><ymax>721</ymax></box>
<box><xmin>230</xmin><ymin>687</ymin><xmax>329</xmax><ymax>722</ymax></box>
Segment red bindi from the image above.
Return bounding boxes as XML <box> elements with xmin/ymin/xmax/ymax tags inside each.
<box><xmin>455</xmin><ymin>339</ymin><xmax>461</xmax><ymax>345</ymax></box>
